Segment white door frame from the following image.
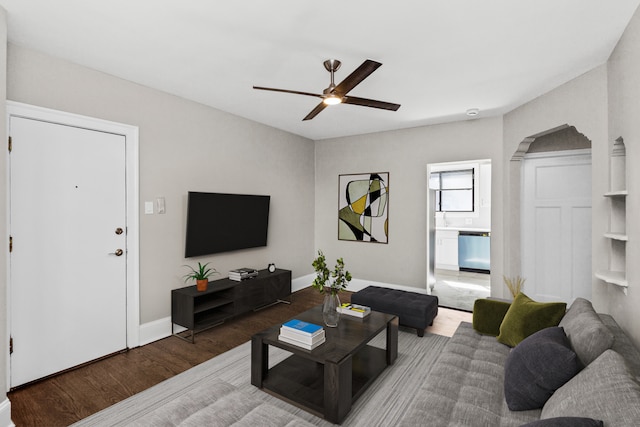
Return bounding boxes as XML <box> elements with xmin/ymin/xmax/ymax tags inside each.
<box><xmin>5</xmin><ymin>101</ymin><xmax>140</xmax><ymax>388</ymax></box>
<box><xmin>426</xmin><ymin>158</ymin><xmax>492</xmax><ymax>291</ymax></box>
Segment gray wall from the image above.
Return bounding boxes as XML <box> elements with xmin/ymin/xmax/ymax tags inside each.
<box><xmin>6</xmin><ymin>45</ymin><xmax>316</xmax><ymax>324</ymax></box>
<box><xmin>502</xmin><ymin>64</ymin><xmax>609</xmax><ymax>307</ymax></box>
<box><xmin>527</xmin><ymin>126</ymin><xmax>592</xmax><ymax>153</ymax></box>
<box><xmin>607</xmin><ymin>5</ymin><xmax>640</xmax><ymax>347</ymax></box>
<box><xmin>314</xmin><ymin>117</ymin><xmax>504</xmax><ymax>292</ymax></box>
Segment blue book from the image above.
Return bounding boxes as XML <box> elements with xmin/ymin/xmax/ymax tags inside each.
<box><xmin>282</xmin><ymin>319</ymin><xmax>323</xmax><ymax>336</ymax></box>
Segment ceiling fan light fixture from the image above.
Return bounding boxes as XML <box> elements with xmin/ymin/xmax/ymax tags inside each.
<box><xmin>323</xmin><ymin>94</ymin><xmax>342</xmax><ymax>105</ymax></box>
<box><xmin>253</xmin><ymin>59</ymin><xmax>400</xmax><ymax>120</ymax></box>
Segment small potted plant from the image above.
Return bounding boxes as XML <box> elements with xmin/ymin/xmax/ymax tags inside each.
<box><xmin>183</xmin><ymin>262</ymin><xmax>219</xmax><ymax>292</ymax></box>
<box><xmin>312</xmin><ymin>250</ymin><xmax>352</xmax><ymax>327</ymax></box>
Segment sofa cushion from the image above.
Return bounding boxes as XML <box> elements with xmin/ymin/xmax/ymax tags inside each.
<box><xmin>472</xmin><ymin>298</ymin><xmax>511</xmax><ymax>336</ymax></box>
<box><xmin>600</xmin><ymin>314</ymin><xmax>640</xmax><ymax>379</ymax></box>
<box><xmin>521</xmin><ymin>418</ymin><xmax>603</xmax><ymax>427</ymax></box>
<box><xmin>560</xmin><ymin>297</ymin><xmax>593</xmax><ymax>317</ymax></box>
<box><xmin>504</xmin><ymin>327</ymin><xmax>581</xmax><ymax>410</ymax></box>
<box><xmin>123</xmin><ymin>379</ymin><xmax>316</xmax><ymax>427</ymax></box>
<box><xmin>496</xmin><ymin>292</ymin><xmax>566</xmax><ymax>347</ymax></box>
<box><xmin>179</xmin><ymin>393</ymin><xmax>315</xmax><ymax>427</ymax></box>
<box><xmin>398</xmin><ymin>322</ymin><xmax>541</xmax><ymax>427</ymax></box>
<box><xmin>559</xmin><ymin>298</ymin><xmax>614</xmax><ymax>366</ymax></box>
<box><xmin>541</xmin><ymin>350</ymin><xmax>640</xmax><ymax>426</ymax></box>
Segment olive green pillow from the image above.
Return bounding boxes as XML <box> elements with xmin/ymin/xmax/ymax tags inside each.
<box><xmin>472</xmin><ymin>298</ymin><xmax>512</xmax><ymax>336</ymax></box>
<box><xmin>497</xmin><ymin>292</ymin><xmax>566</xmax><ymax>347</ymax></box>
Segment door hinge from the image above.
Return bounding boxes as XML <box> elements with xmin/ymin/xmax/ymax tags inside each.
<box><xmin>8</xmin><ymin>136</ymin><xmax>11</xmax><ymax>153</ymax></box>
<box><xmin>9</xmin><ymin>236</ymin><xmax>12</xmax><ymax>253</ymax></box>
<box><xmin>9</xmin><ymin>336</ymin><xmax>13</xmax><ymax>355</ymax></box>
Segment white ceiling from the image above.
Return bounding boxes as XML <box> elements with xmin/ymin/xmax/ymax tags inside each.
<box><xmin>0</xmin><ymin>1</ymin><xmax>638</xmax><ymax>140</ymax></box>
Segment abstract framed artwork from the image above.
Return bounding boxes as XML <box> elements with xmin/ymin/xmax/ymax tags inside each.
<box><xmin>338</xmin><ymin>172</ymin><xmax>389</xmax><ymax>243</ymax></box>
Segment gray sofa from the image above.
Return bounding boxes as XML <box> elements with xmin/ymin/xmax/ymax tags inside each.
<box><xmin>399</xmin><ymin>298</ymin><xmax>640</xmax><ymax>427</ymax></box>
<box><xmin>76</xmin><ymin>297</ymin><xmax>640</xmax><ymax>426</ymax></box>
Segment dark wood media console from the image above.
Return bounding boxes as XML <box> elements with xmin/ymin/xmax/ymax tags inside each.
<box><xmin>171</xmin><ymin>268</ymin><xmax>291</xmax><ymax>343</ymax></box>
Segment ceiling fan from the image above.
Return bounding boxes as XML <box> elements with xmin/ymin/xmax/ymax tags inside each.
<box><xmin>253</xmin><ymin>59</ymin><xmax>401</xmax><ymax>121</ymax></box>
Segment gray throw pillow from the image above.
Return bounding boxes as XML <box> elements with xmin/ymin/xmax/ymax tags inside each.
<box><xmin>504</xmin><ymin>327</ymin><xmax>581</xmax><ymax>411</ymax></box>
<box><xmin>561</xmin><ymin>297</ymin><xmax>594</xmax><ymax>318</ymax></box>
<box><xmin>541</xmin><ymin>350</ymin><xmax>640</xmax><ymax>426</ymax></box>
<box><xmin>559</xmin><ymin>299</ymin><xmax>614</xmax><ymax>366</ymax></box>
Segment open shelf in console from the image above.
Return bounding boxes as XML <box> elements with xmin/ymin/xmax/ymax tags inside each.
<box><xmin>172</xmin><ymin>268</ymin><xmax>291</xmax><ymax>343</ymax></box>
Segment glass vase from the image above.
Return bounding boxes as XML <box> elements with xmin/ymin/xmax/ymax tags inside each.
<box><xmin>322</xmin><ymin>288</ymin><xmax>341</xmax><ymax>327</ymax></box>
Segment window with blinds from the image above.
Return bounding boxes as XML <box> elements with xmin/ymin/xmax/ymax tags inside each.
<box><xmin>429</xmin><ymin>169</ymin><xmax>474</xmax><ymax>212</ymax></box>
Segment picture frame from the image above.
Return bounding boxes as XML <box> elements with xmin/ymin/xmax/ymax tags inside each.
<box><xmin>338</xmin><ymin>172</ymin><xmax>389</xmax><ymax>243</ymax></box>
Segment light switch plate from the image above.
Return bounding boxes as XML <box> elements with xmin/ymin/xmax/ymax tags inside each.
<box><xmin>156</xmin><ymin>197</ymin><xmax>166</xmax><ymax>214</ymax></box>
<box><xmin>144</xmin><ymin>201</ymin><xmax>154</xmax><ymax>214</ymax></box>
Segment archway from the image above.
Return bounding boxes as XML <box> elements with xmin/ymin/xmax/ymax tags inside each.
<box><xmin>507</xmin><ymin>125</ymin><xmax>592</xmax><ymax>301</ymax></box>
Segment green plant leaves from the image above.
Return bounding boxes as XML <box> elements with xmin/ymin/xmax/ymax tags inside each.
<box><xmin>311</xmin><ymin>250</ymin><xmax>351</xmax><ymax>294</ymax></box>
<box><xmin>182</xmin><ymin>262</ymin><xmax>219</xmax><ymax>282</ymax></box>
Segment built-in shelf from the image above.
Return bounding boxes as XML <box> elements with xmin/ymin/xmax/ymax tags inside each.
<box><xmin>604</xmin><ymin>232</ymin><xmax>628</xmax><ymax>241</ymax></box>
<box><xmin>598</xmin><ymin>136</ymin><xmax>627</xmax><ymax>295</ymax></box>
<box><xmin>604</xmin><ymin>190</ymin><xmax>628</xmax><ymax>197</ymax></box>
<box><xmin>595</xmin><ymin>270</ymin><xmax>628</xmax><ymax>293</ymax></box>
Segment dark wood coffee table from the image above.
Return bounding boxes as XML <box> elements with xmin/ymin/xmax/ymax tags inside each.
<box><xmin>251</xmin><ymin>304</ymin><xmax>398</xmax><ymax>424</ymax></box>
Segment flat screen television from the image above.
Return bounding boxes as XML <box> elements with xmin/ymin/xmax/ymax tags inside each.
<box><xmin>185</xmin><ymin>191</ymin><xmax>270</xmax><ymax>257</ymax></box>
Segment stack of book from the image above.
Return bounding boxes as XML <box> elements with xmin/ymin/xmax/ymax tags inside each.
<box><xmin>229</xmin><ymin>267</ymin><xmax>258</xmax><ymax>281</ymax></box>
<box><xmin>278</xmin><ymin>319</ymin><xmax>325</xmax><ymax>350</ymax></box>
<box><xmin>337</xmin><ymin>303</ymin><xmax>371</xmax><ymax>318</ymax></box>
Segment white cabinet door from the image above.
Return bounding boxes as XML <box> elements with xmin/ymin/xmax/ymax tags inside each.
<box><xmin>435</xmin><ymin>230</ymin><xmax>459</xmax><ymax>270</ymax></box>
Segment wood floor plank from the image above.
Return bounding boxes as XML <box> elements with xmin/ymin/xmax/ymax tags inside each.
<box><xmin>7</xmin><ymin>287</ymin><xmax>469</xmax><ymax>427</ymax></box>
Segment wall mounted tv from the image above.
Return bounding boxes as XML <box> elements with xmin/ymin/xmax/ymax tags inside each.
<box><xmin>185</xmin><ymin>191</ymin><xmax>270</xmax><ymax>257</ymax></box>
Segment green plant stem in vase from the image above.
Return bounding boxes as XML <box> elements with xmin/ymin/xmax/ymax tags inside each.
<box><xmin>183</xmin><ymin>262</ymin><xmax>219</xmax><ymax>292</ymax></box>
<box><xmin>312</xmin><ymin>250</ymin><xmax>352</xmax><ymax>327</ymax></box>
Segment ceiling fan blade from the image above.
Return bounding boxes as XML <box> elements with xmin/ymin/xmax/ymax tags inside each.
<box><xmin>302</xmin><ymin>102</ymin><xmax>328</xmax><ymax>121</ymax></box>
<box><xmin>343</xmin><ymin>96</ymin><xmax>401</xmax><ymax>111</ymax></box>
<box><xmin>253</xmin><ymin>86</ymin><xmax>322</xmax><ymax>98</ymax></box>
<box><xmin>333</xmin><ymin>60</ymin><xmax>382</xmax><ymax>95</ymax></box>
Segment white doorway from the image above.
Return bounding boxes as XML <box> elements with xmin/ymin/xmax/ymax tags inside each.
<box><xmin>7</xmin><ymin>102</ymin><xmax>139</xmax><ymax>388</ymax></box>
<box><xmin>521</xmin><ymin>149</ymin><xmax>592</xmax><ymax>303</ymax></box>
<box><xmin>426</xmin><ymin>159</ymin><xmax>492</xmax><ymax>311</ymax></box>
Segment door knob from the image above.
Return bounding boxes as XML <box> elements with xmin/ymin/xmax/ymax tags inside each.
<box><xmin>110</xmin><ymin>249</ymin><xmax>124</xmax><ymax>256</ymax></box>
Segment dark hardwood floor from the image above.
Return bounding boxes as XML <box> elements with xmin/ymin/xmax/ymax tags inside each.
<box><xmin>8</xmin><ymin>287</ymin><xmax>470</xmax><ymax>426</ymax></box>
<box><xmin>8</xmin><ymin>288</ymin><xmax>326</xmax><ymax>426</ymax></box>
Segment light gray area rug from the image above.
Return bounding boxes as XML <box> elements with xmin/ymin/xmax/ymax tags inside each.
<box><xmin>73</xmin><ymin>330</ymin><xmax>450</xmax><ymax>426</ymax></box>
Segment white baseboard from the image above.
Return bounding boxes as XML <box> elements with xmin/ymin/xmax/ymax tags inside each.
<box><xmin>138</xmin><ymin>276</ymin><xmax>423</xmax><ymax>346</ymax></box>
<box><xmin>0</xmin><ymin>398</ymin><xmax>15</xmax><ymax>427</ymax></box>
<box><xmin>292</xmin><ymin>274</ymin><xmax>314</xmax><ymax>292</ymax></box>
<box><xmin>138</xmin><ymin>317</ymin><xmax>167</xmax><ymax>347</ymax></box>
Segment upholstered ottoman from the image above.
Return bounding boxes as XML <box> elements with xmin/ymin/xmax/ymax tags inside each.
<box><xmin>351</xmin><ymin>286</ymin><xmax>438</xmax><ymax>337</ymax></box>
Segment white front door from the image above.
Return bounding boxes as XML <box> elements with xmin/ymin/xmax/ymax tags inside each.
<box><xmin>521</xmin><ymin>150</ymin><xmax>592</xmax><ymax>303</ymax></box>
<box><xmin>9</xmin><ymin>116</ymin><xmax>128</xmax><ymax>388</ymax></box>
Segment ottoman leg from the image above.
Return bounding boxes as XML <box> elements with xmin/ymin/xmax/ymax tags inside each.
<box><xmin>417</xmin><ymin>328</ymin><xmax>424</xmax><ymax>337</ymax></box>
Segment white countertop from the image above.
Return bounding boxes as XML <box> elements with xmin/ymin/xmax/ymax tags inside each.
<box><xmin>435</xmin><ymin>227</ymin><xmax>491</xmax><ymax>233</ymax></box>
